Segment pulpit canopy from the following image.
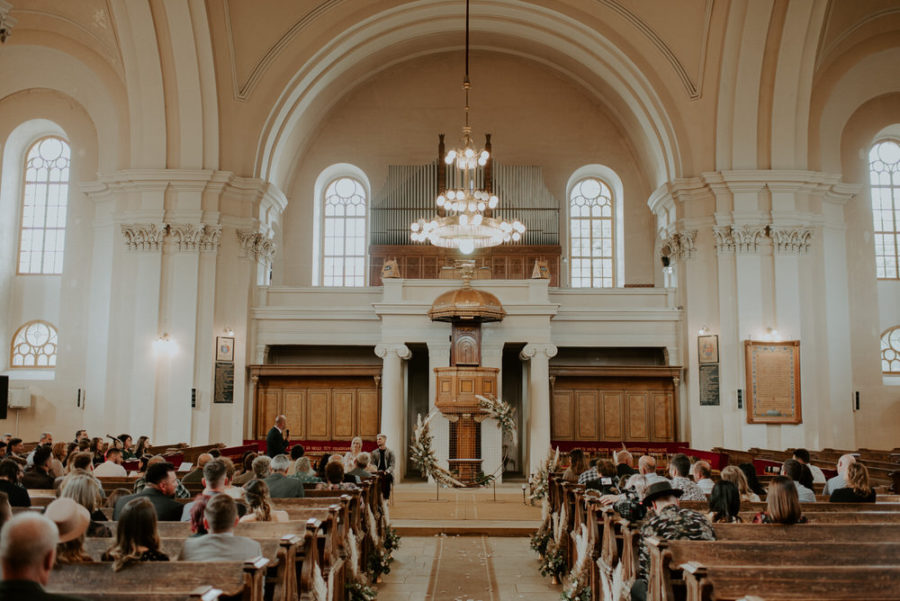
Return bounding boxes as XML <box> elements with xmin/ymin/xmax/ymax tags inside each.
<box><xmin>428</xmin><ymin>286</ymin><xmax>506</xmax><ymax>322</ymax></box>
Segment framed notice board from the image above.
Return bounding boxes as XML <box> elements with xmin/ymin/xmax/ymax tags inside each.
<box><xmin>214</xmin><ymin>361</ymin><xmax>234</xmax><ymax>403</ymax></box>
<box><xmin>744</xmin><ymin>340</ymin><xmax>801</xmax><ymax>424</ymax></box>
<box><xmin>699</xmin><ymin>364</ymin><xmax>720</xmax><ymax>406</ymax></box>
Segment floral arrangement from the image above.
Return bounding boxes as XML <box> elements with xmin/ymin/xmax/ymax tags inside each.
<box><xmin>346</xmin><ymin>581</ymin><xmax>377</xmax><ymax>601</ymax></box>
<box><xmin>476</xmin><ymin>394</ymin><xmax>517</xmax><ymax>442</ymax></box>
<box><xmin>529</xmin><ymin>447</ymin><xmax>560</xmax><ymax>503</ymax></box>
<box><xmin>383</xmin><ymin>526</ymin><xmax>401</xmax><ymax>554</ymax></box>
<box><xmin>561</xmin><ymin>524</ymin><xmax>592</xmax><ymax>601</ymax></box>
<box><xmin>367</xmin><ymin>549</ymin><xmax>393</xmax><ymax>579</ymax></box>
<box><xmin>531</xmin><ymin>528</ymin><xmax>551</xmax><ymax>556</ymax></box>
<box><xmin>409</xmin><ymin>410</ymin><xmax>464</xmax><ymax>488</ymax></box>
<box><xmin>539</xmin><ymin>542</ymin><xmax>565</xmax><ymax>579</ymax></box>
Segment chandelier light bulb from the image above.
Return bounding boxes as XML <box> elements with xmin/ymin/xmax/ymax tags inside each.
<box><xmin>480</xmin><ymin>150</ymin><xmax>489</xmax><ymax>161</ymax></box>
<box><xmin>468</xmin><ymin>202</ymin><xmax>476</xmax><ymax>212</ymax></box>
<box><xmin>460</xmin><ymin>214</ymin><xmax>469</xmax><ymax>225</ymax></box>
<box><xmin>489</xmin><ymin>196</ymin><xmax>499</xmax><ymax>209</ymax></box>
<box><xmin>411</xmin><ymin>222</ymin><xmax>420</xmax><ymax>232</ymax></box>
<box><xmin>465</xmin><ymin>148</ymin><xmax>475</xmax><ymax>159</ymax></box>
<box><xmin>477</xmin><ymin>202</ymin><xmax>485</xmax><ymax>211</ymax></box>
<box><xmin>459</xmin><ymin>239</ymin><xmax>475</xmax><ymax>254</ymax></box>
<box><xmin>512</xmin><ymin>232</ymin><xmax>521</xmax><ymax>241</ymax></box>
<box><xmin>473</xmin><ymin>214</ymin><xmax>483</xmax><ymax>225</ymax></box>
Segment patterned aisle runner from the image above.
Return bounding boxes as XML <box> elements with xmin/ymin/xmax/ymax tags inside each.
<box><xmin>427</xmin><ymin>535</ymin><xmax>498</xmax><ymax>601</ymax></box>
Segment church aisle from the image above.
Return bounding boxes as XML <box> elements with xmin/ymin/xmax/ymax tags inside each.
<box><xmin>375</xmin><ymin>535</ymin><xmax>561</xmax><ymax>601</ymax></box>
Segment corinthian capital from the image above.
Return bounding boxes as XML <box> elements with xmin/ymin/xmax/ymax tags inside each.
<box><xmin>374</xmin><ymin>343</ymin><xmax>412</xmax><ymax>360</ymax></box>
<box><xmin>168</xmin><ymin>223</ymin><xmax>206</xmax><ymax>252</ymax></box>
<box><xmin>120</xmin><ymin>223</ymin><xmax>167</xmax><ymax>251</ymax></box>
<box><xmin>520</xmin><ymin>343</ymin><xmax>558</xmax><ymax>361</ymax></box>
<box><xmin>770</xmin><ymin>226</ymin><xmax>813</xmax><ymax>255</ymax></box>
<box><xmin>237</xmin><ymin>230</ymin><xmax>276</xmax><ymax>263</ymax></box>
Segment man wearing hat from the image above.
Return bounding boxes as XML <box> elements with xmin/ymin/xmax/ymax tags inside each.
<box><xmin>631</xmin><ymin>480</ymin><xmax>716</xmax><ymax>601</ymax></box>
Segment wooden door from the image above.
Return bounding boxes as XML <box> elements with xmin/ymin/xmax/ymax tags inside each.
<box><xmin>283</xmin><ymin>390</ymin><xmax>306</xmax><ymax>439</ymax></box>
<box><xmin>601</xmin><ymin>392</ymin><xmax>624</xmax><ymax>440</ymax></box>
<box><xmin>575</xmin><ymin>391</ymin><xmax>599</xmax><ymax>440</ymax></box>
<box><xmin>357</xmin><ymin>389</ymin><xmax>380</xmax><ymax>437</ymax></box>
<box><xmin>306</xmin><ymin>390</ymin><xmax>331</xmax><ymax>440</ymax></box>
<box><xmin>256</xmin><ymin>389</ymin><xmax>282</xmax><ymax>438</ymax></box>
<box><xmin>332</xmin><ymin>389</ymin><xmax>356</xmax><ymax>439</ymax></box>
<box><xmin>625</xmin><ymin>393</ymin><xmax>649</xmax><ymax>440</ymax></box>
<box><xmin>551</xmin><ymin>390</ymin><xmax>574</xmax><ymax>439</ymax></box>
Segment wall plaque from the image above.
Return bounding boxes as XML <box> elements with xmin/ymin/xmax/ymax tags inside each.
<box><xmin>744</xmin><ymin>340</ymin><xmax>801</xmax><ymax>424</ymax></box>
<box><xmin>699</xmin><ymin>364</ymin><xmax>719</xmax><ymax>406</ymax></box>
<box><xmin>214</xmin><ymin>361</ymin><xmax>234</xmax><ymax>403</ymax></box>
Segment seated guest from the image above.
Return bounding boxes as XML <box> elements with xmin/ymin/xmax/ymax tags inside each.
<box><xmin>93</xmin><ymin>448</ymin><xmax>127</xmax><ymax>477</ymax></box>
<box><xmin>752</xmin><ymin>476</ymin><xmax>806</xmax><ymax>524</ymax></box>
<box><xmin>638</xmin><ymin>455</ymin><xmax>665</xmax><ymax>484</ymax></box>
<box><xmin>738</xmin><ymin>463</ymin><xmax>767</xmax><ymax>498</ymax></box>
<box><xmin>105</xmin><ymin>488</ymin><xmax>131</xmax><ymax>510</ymax></box>
<box><xmin>115</xmin><ymin>462</ymin><xmax>183</xmax><ymax>522</ymax></box>
<box><xmin>60</xmin><ymin>474</ymin><xmax>111</xmax><ymax>537</ymax></box>
<box><xmin>240</xmin><ymin>479</ymin><xmax>288</xmax><ymax>523</ymax></box>
<box><xmin>232</xmin><ymin>452</ymin><xmax>258</xmax><ymax>486</ymax></box>
<box><xmin>220</xmin><ymin>457</ymin><xmax>244</xmax><ymax>500</ymax></box>
<box><xmin>5</xmin><ymin>438</ymin><xmax>26</xmax><ymax>466</ymax></box>
<box><xmin>343</xmin><ymin>436</ymin><xmax>364</xmax><ymax>472</ymax></box>
<box><xmin>781</xmin><ymin>459</ymin><xmax>816</xmax><ymax>502</ymax></box>
<box><xmin>117</xmin><ymin>434</ymin><xmax>136</xmax><ymax>460</ymax></box>
<box><xmin>691</xmin><ymin>460</ymin><xmax>715</xmax><ymax>495</ymax></box>
<box><xmin>133</xmin><ymin>455</ymin><xmax>191</xmax><ymax>499</ymax></box>
<box><xmin>67</xmin><ymin>451</ymin><xmax>94</xmax><ymax>474</ymax></box>
<box><xmin>347</xmin><ymin>452</ymin><xmax>374</xmax><ymax>481</ymax></box>
<box><xmin>102</xmin><ymin>497</ymin><xmax>169</xmax><ymax>570</ymax></box>
<box><xmin>0</xmin><ymin>492</ymin><xmax>9</xmax><ymax>530</ymax></box>
<box><xmin>317</xmin><ymin>462</ymin><xmax>358</xmax><ymax>491</ymax></box>
<box><xmin>614</xmin><ymin>449</ymin><xmax>637</xmax><ymax>478</ymax></box>
<box><xmin>251</xmin><ymin>455</ymin><xmax>272</xmax><ymax>481</ymax></box>
<box><xmin>798</xmin><ymin>463</ymin><xmax>815</xmax><ymax>492</ymax></box>
<box><xmin>181</xmin><ymin>453</ymin><xmax>213</xmax><ymax>485</ymax></box>
<box><xmin>134</xmin><ymin>436</ymin><xmax>151</xmax><ymax>459</ymax></box>
<box><xmin>22</xmin><ymin>446</ymin><xmax>56</xmax><ymax>490</ymax></box>
<box><xmin>179</xmin><ymin>495</ymin><xmax>262</xmax><ymax>562</ymax></box>
<box><xmin>181</xmin><ymin>459</ymin><xmax>231</xmax><ymax>522</ymax></box>
<box><xmin>720</xmin><ymin>465</ymin><xmax>760</xmax><ymax>502</ymax></box>
<box><xmin>829</xmin><ymin>462</ymin><xmax>876</xmax><ymax>503</ymax></box>
<box><xmin>631</xmin><ymin>480</ymin><xmax>716</xmax><ymax>601</ymax></box>
<box><xmin>824</xmin><ymin>453</ymin><xmax>855</xmax><ymax>496</ymax></box>
<box><xmin>88</xmin><ymin>438</ymin><xmax>104</xmax><ymax>465</ymax></box>
<box><xmin>585</xmin><ymin>459</ymin><xmax>619</xmax><ymax>494</ymax></box>
<box><xmin>291</xmin><ymin>457</ymin><xmax>321</xmax><ymax>484</ymax></box>
<box><xmin>562</xmin><ymin>449</ymin><xmax>587</xmax><ymax>483</ymax></box>
<box><xmin>0</xmin><ymin>512</ymin><xmax>90</xmax><ymax>601</ymax></box>
<box><xmin>792</xmin><ymin>448</ymin><xmax>826</xmax><ymax>484</ymax></box>
<box><xmin>74</xmin><ymin>430</ymin><xmax>87</xmax><ymax>444</ymax></box>
<box><xmin>49</xmin><ymin>443</ymin><xmax>68</xmax><ymax>479</ymax></box>
<box><xmin>707</xmin><ymin>480</ymin><xmax>741</xmax><ymax>523</ymax></box>
<box><xmin>26</xmin><ymin>433</ymin><xmax>53</xmax><ymax>467</ymax></box>
<box><xmin>265</xmin><ymin>454</ymin><xmax>305</xmax><ymax>498</ymax></box>
<box><xmin>577</xmin><ymin>459</ymin><xmax>601</xmax><ymax>486</ymax></box>
<box><xmin>44</xmin><ymin>498</ymin><xmax>92</xmax><ymax>565</ymax></box>
<box><xmin>667</xmin><ymin>454</ymin><xmax>706</xmax><ymax>501</ymax></box>
<box><xmin>286</xmin><ymin>445</ymin><xmax>305</xmax><ymax>475</ymax></box>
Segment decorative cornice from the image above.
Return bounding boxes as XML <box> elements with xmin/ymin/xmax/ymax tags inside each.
<box><xmin>168</xmin><ymin>223</ymin><xmax>206</xmax><ymax>252</ymax></box>
<box><xmin>120</xmin><ymin>224</ymin><xmax>167</xmax><ymax>252</ymax></box>
<box><xmin>0</xmin><ymin>1</ymin><xmax>17</xmax><ymax>43</ymax></box>
<box><xmin>660</xmin><ymin>230</ymin><xmax>697</xmax><ymax>261</ymax></box>
<box><xmin>237</xmin><ymin>230</ymin><xmax>276</xmax><ymax>263</ymax></box>
<box><xmin>770</xmin><ymin>226</ymin><xmax>813</xmax><ymax>255</ymax></box>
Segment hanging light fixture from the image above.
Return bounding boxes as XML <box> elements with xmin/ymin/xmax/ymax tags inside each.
<box><xmin>409</xmin><ymin>0</ymin><xmax>525</xmax><ymax>255</ymax></box>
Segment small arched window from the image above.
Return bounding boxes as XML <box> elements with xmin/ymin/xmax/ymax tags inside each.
<box><xmin>10</xmin><ymin>320</ymin><xmax>58</xmax><ymax>368</ymax></box>
<box><xmin>321</xmin><ymin>176</ymin><xmax>367</xmax><ymax>286</ymax></box>
<box><xmin>569</xmin><ymin>177</ymin><xmax>615</xmax><ymax>288</ymax></box>
<box><xmin>870</xmin><ymin>140</ymin><xmax>900</xmax><ymax>279</ymax></box>
<box><xmin>883</xmin><ymin>326</ymin><xmax>900</xmax><ymax>375</ymax></box>
<box><xmin>18</xmin><ymin>136</ymin><xmax>70</xmax><ymax>275</ymax></box>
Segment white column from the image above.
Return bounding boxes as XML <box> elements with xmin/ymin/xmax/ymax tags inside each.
<box><xmin>520</xmin><ymin>342</ymin><xmax>557</xmax><ymax>476</ymax></box>
<box><xmin>375</xmin><ymin>343</ymin><xmax>411</xmax><ymax>481</ymax></box>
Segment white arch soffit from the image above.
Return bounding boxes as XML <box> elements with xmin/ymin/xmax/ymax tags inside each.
<box><xmin>566</xmin><ymin>165</ymin><xmax>625</xmax><ymax>288</ymax></box>
<box><xmin>311</xmin><ymin>163</ymin><xmax>372</xmax><ymax>286</ymax></box>
<box><xmin>0</xmin><ymin>45</ymin><xmax>120</xmax><ymax>171</ymax></box>
<box><xmin>255</xmin><ymin>0</ymin><xmax>681</xmax><ymax>191</ymax></box>
<box><xmin>819</xmin><ymin>47</ymin><xmax>900</xmax><ymax>173</ymax></box>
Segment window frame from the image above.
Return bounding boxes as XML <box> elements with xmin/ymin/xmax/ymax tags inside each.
<box><xmin>869</xmin><ymin>138</ymin><xmax>900</xmax><ymax>280</ymax></box>
<box><xmin>16</xmin><ymin>135</ymin><xmax>71</xmax><ymax>276</ymax></box>
<box><xmin>567</xmin><ymin>175</ymin><xmax>617</xmax><ymax>288</ymax></box>
<box><xmin>9</xmin><ymin>320</ymin><xmax>58</xmax><ymax>369</ymax></box>
<box><xmin>319</xmin><ymin>175</ymin><xmax>369</xmax><ymax>287</ymax></box>
<box><xmin>882</xmin><ymin>326</ymin><xmax>900</xmax><ymax>375</ymax></box>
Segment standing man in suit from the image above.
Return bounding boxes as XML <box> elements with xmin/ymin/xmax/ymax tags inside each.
<box><xmin>266</xmin><ymin>415</ymin><xmax>290</xmax><ymax>458</ymax></box>
<box><xmin>370</xmin><ymin>433</ymin><xmax>395</xmax><ymax>500</ymax></box>
<box><xmin>113</xmin><ymin>462</ymin><xmax>183</xmax><ymax>521</ymax></box>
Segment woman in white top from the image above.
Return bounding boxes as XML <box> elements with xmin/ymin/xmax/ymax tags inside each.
<box><xmin>239</xmin><ymin>479</ymin><xmax>288</xmax><ymax>523</ymax></box>
<box><xmin>343</xmin><ymin>437</ymin><xmax>363</xmax><ymax>472</ymax></box>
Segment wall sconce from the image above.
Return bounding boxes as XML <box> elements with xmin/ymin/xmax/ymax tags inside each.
<box><xmin>152</xmin><ymin>333</ymin><xmax>178</xmax><ymax>357</ymax></box>
<box><xmin>764</xmin><ymin>327</ymin><xmax>779</xmax><ymax>341</ymax></box>
<box><xmin>224</xmin><ymin>327</ymin><xmax>234</xmax><ymax>337</ymax></box>
<box><xmin>698</xmin><ymin>325</ymin><xmax>711</xmax><ymax>336</ymax></box>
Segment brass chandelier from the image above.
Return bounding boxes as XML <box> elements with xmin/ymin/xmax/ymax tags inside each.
<box><xmin>409</xmin><ymin>0</ymin><xmax>525</xmax><ymax>255</ymax></box>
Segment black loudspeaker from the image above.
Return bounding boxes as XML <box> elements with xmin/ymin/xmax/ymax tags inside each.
<box><xmin>0</xmin><ymin>376</ymin><xmax>8</xmax><ymax>420</ymax></box>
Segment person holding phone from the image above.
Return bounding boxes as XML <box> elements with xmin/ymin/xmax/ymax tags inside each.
<box><xmin>266</xmin><ymin>415</ymin><xmax>290</xmax><ymax>458</ymax></box>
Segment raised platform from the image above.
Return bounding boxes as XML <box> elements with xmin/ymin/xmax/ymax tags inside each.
<box><xmin>389</xmin><ymin>482</ymin><xmax>541</xmax><ymax>536</ymax></box>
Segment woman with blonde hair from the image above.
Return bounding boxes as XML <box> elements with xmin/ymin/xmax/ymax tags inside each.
<box><xmin>720</xmin><ymin>465</ymin><xmax>761</xmax><ymax>502</ymax></box>
<box><xmin>103</xmin><ymin>497</ymin><xmax>169</xmax><ymax>571</ymax></box>
<box><xmin>829</xmin><ymin>462</ymin><xmax>876</xmax><ymax>503</ymax></box>
<box><xmin>291</xmin><ymin>456</ymin><xmax>321</xmax><ymax>483</ymax></box>
<box><xmin>343</xmin><ymin>437</ymin><xmax>364</xmax><ymax>472</ymax></box>
<box><xmin>60</xmin><ymin>472</ymin><xmax>111</xmax><ymax>537</ymax></box>
<box><xmin>752</xmin><ymin>476</ymin><xmax>805</xmax><ymax>524</ymax></box>
<box><xmin>49</xmin><ymin>442</ymin><xmax>68</xmax><ymax>478</ymax></box>
<box><xmin>240</xmin><ymin>479</ymin><xmax>288</xmax><ymax>523</ymax></box>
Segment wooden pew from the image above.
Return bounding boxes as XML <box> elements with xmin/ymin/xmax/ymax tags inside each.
<box><xmin>738</xmin><ymin>511</ymin><xmax>900</xmax><ymax>523</ymax></box>
<box><xmin>680</xmin><ymin>563</ymin><xmax>900</xmax><ymax>601</ymax></box>
<box><xmin>47</xmin><ymin>557</ymin><xmax>270</xmax><ymax>601</ymax></box>
<box><xmin>647</xmin><ymin>539</ymin><xmax>900</xmax><ymax>601</ymax></box>
<box><xmin>681</xmin><ymin>500</ymin><xmax>900</xmax><ymax>512</ymax></box>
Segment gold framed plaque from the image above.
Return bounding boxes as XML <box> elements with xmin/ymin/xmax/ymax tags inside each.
<box><xmin>744</xmin><ymin>340</ymin><xmax>801</xmax><ymax>424</ymax></box>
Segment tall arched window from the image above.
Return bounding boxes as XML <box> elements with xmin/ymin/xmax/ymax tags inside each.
<box><xmin>321</xmin><ymin>176</ymin><xmax>367</xmax><ymax>286</ymax></box>
<box><xmin>10</xmin><ymin>320</ymin><xmax>58</xmax><ymax>368</ymax></box>
<box><xmin>883</xmin><ymin>326</ymin><xmax>900</xmax><ymax>375</ymax></box>
<box><xmin>569</xmin><ymin>177</ymin><xmax>615</xmax><ymax>288</ymax></box>
<box><xmin>18</xmin><ymin>136</ymin><xmax>70</xmax><ymax>275</ymax></box>
<box><xmin>870</xmin><ymin>140</ymin><xmax>900</xmax><ymax>279</ymax></box>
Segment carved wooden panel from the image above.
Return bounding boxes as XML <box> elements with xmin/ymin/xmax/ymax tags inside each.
<box><xmin>307</xmin><ymin>390</ymin><xmax>331</xmax><ymax>440</ymax></box>
<box><xmin>625</xmin><ymin>393</ymin><xmax>649</xmax><ymax>440</ymax></box>
<box><xmin>508</xmin><ymin>256</ymin><xmax>525</xmax><ymax>279</ymax></box>
<box><xmin>652</xmin><ymin>393</ymin><xmax>674</xmax><ymax>441</ymax></box>
<box><xmin>451</xmin><ymin>324</ymin><xmax>481</xmax><ymax>366</ymax></box>
<box><xmin>357</xmin><ymin>389</ymin><xmax>380</xmax><ymax>437</ymax></box>
<box><xmin>283</xmin><ymin>390</ymin><xmax>306</xmax><ymax>440</ymax></box>
<box><xmin>602</xmin><ymin>391</ymin><xmax>624</xmax><ymax>440</ymax></box>
<box><xmin>434</xmin><ymin>367</ymin><xmax>499</xmax><ymax>411</ymax></box>
<box><xmin>479</xmin><ymin>376</ymin><xmax>495</xmax><ymax>397</ymax></box>
<box><xmin>332</xmin><ymin>389</ymin><xmax>355</xmax><ymax>439</ymax></box>
<box><xmin>575</xmin><ymin>391</ymin><xmax>598</xmax><ymax>440</ymax></box>
<box><xmin>551</xmin><ymin>390</ymin><xmax>574</xmax><ymax>440</ymax></box>
<box><xmin>257</xmin><ymin>389</ymin><xmax>281</xmax><ymax>438</ymax></box>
